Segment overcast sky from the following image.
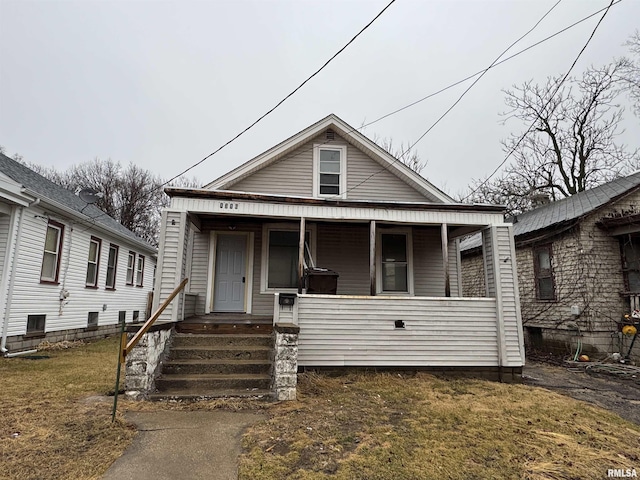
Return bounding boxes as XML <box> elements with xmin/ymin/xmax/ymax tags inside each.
<box><xmin>1</xmin><ymin>0</ymin><xmax>639</xmax><ymax>197</ymax></box>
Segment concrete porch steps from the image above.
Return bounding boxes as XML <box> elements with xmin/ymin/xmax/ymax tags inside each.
<box><xmin>153</xmin><ymin>331</ymin><xmax>273</xmax><ymax>401</ymax></box>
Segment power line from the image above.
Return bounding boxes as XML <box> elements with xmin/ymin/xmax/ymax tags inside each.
<box><xmin>159</xmin><ymin>0</ymin><xmax>396</xmax><ymax>189</ymax></box>
<box><xmin>82</xmin><ymin>0</ymin><xmax>396</xmax><ymax>227</ymax></box>
<box><xmin>84</xmin><ymin>0</ymin><xmax>620</xmax><ymax>228</ymax></box>
<box><xmin>359</xmin><ymin>0</ymin><xmax>620</xmax><ymax>132</ymax></box>
<box><xmin>336</xmin><ymin>0</ymin><xmax>564</xmax><ymax>199</ymax></box>
<box><xmin>462</xmin><ymin>0</ymin><xmax>616</xmax><ymax>202</ymax></box>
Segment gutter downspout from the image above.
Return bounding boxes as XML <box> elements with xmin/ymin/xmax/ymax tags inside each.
<box><xmin>1</xmin><ymin>203</ymin><xmax>29</xmax><ymax>354</ymax></box>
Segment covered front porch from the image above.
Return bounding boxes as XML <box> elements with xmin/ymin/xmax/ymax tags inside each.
<box><xmin>153</xmin><ymin>189</ymin><xmax>525</xmax><ymax>371</ymax></box>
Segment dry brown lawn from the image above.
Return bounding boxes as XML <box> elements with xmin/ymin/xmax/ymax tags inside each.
<box><xmin>0</xmin><ymin>337</ymin><xmax>134</xmax><ymax>480</ymax></box>
<box><xmin>2</xmin><ymin>337</ymin><xmax>639</xmax><ymax>480</ymax></box>
<box><xmin>239</xmin><ymin>372</ymin><xmax>640</xmax><ymax>480</ymax></box>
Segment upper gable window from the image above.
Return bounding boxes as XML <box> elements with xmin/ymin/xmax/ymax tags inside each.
<box><xmin>313</xmin><ymin>145</ymin><xmax>346</xmax><ymax>198</ymax></box>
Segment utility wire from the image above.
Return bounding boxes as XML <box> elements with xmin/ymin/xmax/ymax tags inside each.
<box><xmin>83</xmin><ymin>0</ymin><xmax>619</xmax><ymax>228</ymax></box>
<box><xmin>160</xmin><ymin>0</ymin><xmax>396</xmax><ymax>189</ymax></box>
<box><xmin>335</xmin><ymin>0</ymin><xmax>564</xmax><ymax>199</ymax></box>
<box><xmin>462</xmin><ymin>0</ymin><xmax>616</xmax><ymax>202</ymax></box>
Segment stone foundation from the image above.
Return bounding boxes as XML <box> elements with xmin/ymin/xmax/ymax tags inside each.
<box><xmin>4</xmin><ymin>324</ymin><xmax>120</xmax><ymax>353</ymax></box>
<box><xmin>525</xmin><ymin>326</ymin><xmax>638</xmax><ymax>362</ymax></box>
<box><xmin>124</xmin><ymin>322</ymin><xmax>175</xmax><ymax>399</ymax></box>
<box><xmin>272</xmin><ymin>323</ymin><xmax>300</xmax><ymax>401</ymax></box>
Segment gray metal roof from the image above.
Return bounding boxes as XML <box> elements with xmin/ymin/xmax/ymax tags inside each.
<box><xmin>460</xmin><ymin>171</ymin><xmax>640</xmax><ymax>252</ymax></box>
<box><xmin>0</xmin><ymin>153</ymin><xmax>156</xmax><ymax>253</ymax></box>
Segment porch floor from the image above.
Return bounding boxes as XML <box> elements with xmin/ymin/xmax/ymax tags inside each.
<box><xmin>178</xmin><ymin>313</ymin><xmax>273</xmax><ymax>334</ymax></box>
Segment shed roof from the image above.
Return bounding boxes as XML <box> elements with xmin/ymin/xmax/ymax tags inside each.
<box><xmin>0</xmin><ymin>153</ymin><xmax>156</xmax><ymax>253</ymax></box>
<box><xmin>460</xmin><ymin>171</ymin><xmax>640</xmax><ymax>251</ymax></box>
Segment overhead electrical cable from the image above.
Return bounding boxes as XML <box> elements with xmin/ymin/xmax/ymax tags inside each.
<box><xmin>462</xmin><ymin>0</ymin><xmax>616</xmax><ymax>202</ymax></box>
<box><xmin>335</xmin><ymin>0</ymin><xmax>565</xmax><ymax>199</ymax></box>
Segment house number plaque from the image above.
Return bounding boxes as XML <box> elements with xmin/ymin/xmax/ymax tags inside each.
<box><xmin>219</xmin><ymin>202</ymin><xmax>239</xmax><ymax>210</ymax></box>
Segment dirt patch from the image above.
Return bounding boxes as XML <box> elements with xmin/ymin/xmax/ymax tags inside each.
<box><xmin>523</xmin><ymin>361</ymin><xmax>640</xmax><ymax>425</ymax></box>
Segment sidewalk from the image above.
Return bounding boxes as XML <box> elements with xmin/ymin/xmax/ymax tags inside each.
<box><xmin>102</xmin><ymin>410</ymin><xmax>265</xmax><ymax>480</ymax></box>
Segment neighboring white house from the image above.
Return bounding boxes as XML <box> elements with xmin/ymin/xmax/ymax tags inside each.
<box><xmin>0</xmin><ymin>153</ymin><xmax>157</xmax><ymax>355</ymax></box>
<box><xmin>153</xmin><ymin>114</ymin><xmax>525</xmax><ymax>376</ymax></box>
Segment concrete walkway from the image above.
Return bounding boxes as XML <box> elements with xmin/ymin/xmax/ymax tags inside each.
<box><xmin>103</xmin><ymin>411</ymin><xmax>265</xmax><ymax>480</ymax></box>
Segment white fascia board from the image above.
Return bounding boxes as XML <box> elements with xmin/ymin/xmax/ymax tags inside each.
<box><xmin>0</xmin><ymin>178</ymin><xmax>35</xmax><ymax>207</ymax></box>
<box><xmin>173</xmin><ymin>196</ymin><xmax>505</xmax><ymax>227</ymax></box>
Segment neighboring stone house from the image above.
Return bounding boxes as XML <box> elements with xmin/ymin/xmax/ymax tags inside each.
<box><xmin>461</xmin><ymin>173</ymin><xmax>640</xmax><ymax>361</ymax></box>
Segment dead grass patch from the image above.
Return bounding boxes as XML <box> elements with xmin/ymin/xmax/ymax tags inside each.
<box><xmin>239</xmin><ymin>372</ymin><xmax>640</xmax><ymax>480</ymax></box>
<box><xmin>0</xmin><ymin>337</ymin><xmax>134</xmax><ymax>480</ymax></box>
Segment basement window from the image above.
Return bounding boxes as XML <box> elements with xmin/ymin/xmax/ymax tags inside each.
<box><xmin>26</xmin><ymin>314</ymin><xmax>46</xmax><ymax>336</ymax></box>
<box><xmin>534</xmin><ymin>245</ymin><xmax>555</xmax><ymax>301</ymax></box>
<box><xmin>132</xmin><ymin>310</ymin><xmax>140</xmax><ymax>323</ymax></box>
<box><xmin>87</xmin><ymin>311</ymin><xmax>99</xmax><ymax>329</ymax></box>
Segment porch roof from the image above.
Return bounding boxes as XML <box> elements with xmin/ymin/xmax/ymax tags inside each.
<box><xmin>166</xmin><ymin>188</ymin><xmax>505</xmax><ymax>213</ymax></box>
<box><xmin>166</xmin><ymin>188</ymin><xmax>506</xmax><ymax>228</ymax></box>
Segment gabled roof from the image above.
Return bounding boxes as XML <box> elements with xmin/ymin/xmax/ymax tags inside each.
<box><xmin>0</xmin><ymin>153</ymin><xmax>156</xmax><ymax>253</ymax></box>
<box><xmin>460</xmin><ymin>171</ymin><xmax>640</xmax><ymax>252</ymax></box>
<box><xmin>205</xmin><ymin>113</ymin><xmax>454</xmax><ymax>203</ymax></box>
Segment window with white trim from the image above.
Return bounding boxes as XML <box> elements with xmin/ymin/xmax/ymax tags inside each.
<box><xmin>313</xmin><ymin>145</ymin><xmax>346</xmax><ymax>197</ymax></box>
<box><xmin>136</xmin><ymin>255</ymin><xmax>145</xmax><ymax>287</ymax></box>
<box><xmin>85</xmin><ymin>237</ymin><xmax>101</xmax><ymax>287</ymax></box>
<box><xmin>261</xmin><ymin>224</ymin><xmax>315</xmax><ymax>291</ymax></box>
<box><xmin>40</xmin><ymin>221</ymin><xmax>64</xmax><ymax>283</ymax></box>
<box><xmin>105</xmin><ymin>244</ymin><xmax>119</xmax><ymax>289</ymax></box>
<box><xmin>377</xmin><ymin>229</ymin><xmax>414</xmax><ymax>294</ymax></box>
<box><xmin>126</xmin><ymin>251</ymin><xmax>135</xmax><ymax>285</ymax></box>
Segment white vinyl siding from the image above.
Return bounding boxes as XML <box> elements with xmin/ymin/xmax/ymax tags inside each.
<box><xmin>316</xmin><ymin>224</ymin><xmax>370</xmax><ymax>295</ymax></box>
<box><xmin>297</xmin><ymin>296</ymin><xmax>499</xmax><ymax>366</ymax></box>
<box><xmin>0</xmin><ymin>214</ymin><xmax>9</xmax><ymax>278</ymax></box>
<box><xmin>227</xmin><ymin>133</ymin><xmax>432</xmax><ymax>202</ymax></box>
<box><xmin>190</xmin><ymin>230</ymin><xmax>210</xmax><ymax>315</ymax></box>
<box><xmin>4</xmin><ymin>206</ymin><xmax>155</xmax><ymax>338</ymax></box>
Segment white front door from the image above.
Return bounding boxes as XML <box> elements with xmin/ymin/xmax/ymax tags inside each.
<box><xmin>213</xmin><ymin>234</ymin><xmax>247</xmax><ymax>312</ymax></box>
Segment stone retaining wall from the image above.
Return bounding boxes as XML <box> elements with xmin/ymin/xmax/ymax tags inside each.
<box><xmin>272</xmin><ymin>323</ymin><xmax>300</xmax><ymax>401</ymax></box>
<box><xmin>124</xmin><ymin>323</ymin><xmax>175</xmax><ymax>399</ymax></box>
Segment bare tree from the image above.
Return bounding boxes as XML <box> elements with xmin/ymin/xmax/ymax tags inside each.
<box><xmin>372</xmin><ymin>135</ymin><xmax>427</xmax><ymax>174</ymax></box>
<box><xmin>13</xmin><ymin>155</ymin><xmax>199</xmax><ymax>246</ymax></box>
<box><xmin>467</xmin><ymin>61</ymin><xmax>639</xmax><ymax>215</ymax></box>
<box><xmin>618</xmin><ymin>30</ymin><xmax>640</xmax><ymax>117</ymax></box>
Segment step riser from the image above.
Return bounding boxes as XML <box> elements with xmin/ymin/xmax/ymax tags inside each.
<box><xmin>156</xmin><ymin>378</ymin><xmax>271</xmax><ymax>391</ymax></box>
<box><xmin>177</xmin><ymin>324</ymin><xmax>273</xmax><ymax>335</ymax></box>
<box><xmin>163</xmin><ymin>363</ymin><xmax>271</xmax><ymax>375</ymax></box>
<box><xmin>172</xmin><ymin>335</ymin><xmax>272</xmax><ymax>348</ymax></box>
<box><xmin>169</xmin><ymin>348</ymin><xmax>271</xmax><ymax>361</ymax></box>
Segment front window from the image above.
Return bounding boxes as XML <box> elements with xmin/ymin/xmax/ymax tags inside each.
<box><xmin>382</xmin><ymin>234</ymin><xmax>408</xmax><ymax>292</ymax></box>
<box><xmin>136</xmin><ymin>255</ymin><xmax>145</xmax><ymax>286</ymax></box>
<box><xmin>534</xmin><ymin>245</ymin><xmax>555</xmax><ymax>301</ymax></box>
<box><xmin>105</xmin><ymin>244</ymin><xmax>119</xmax><ymax>289</ymax></box>
<box><xmin>621</xmin><ymin>234</ymin><xmax>640</xmax><ymax>293</ymax></box>
<box><xmin>40</xmin><ymin>221</ymin><xmax>64</xmax><ymax>283</ymax></box>
<box><xmin>85</xmin><ymin>237</ymin><xmax>101</xmax><ymax>287</ymax></box>
<box><xmin>262</xmin><ymin>224</ymin><xmax>315</xmax><ymax>291</ymax></box>
<box><xmin>313</xmin><ymin>145</ymin><xmax>346</xmax><ymax>197</ymax></box>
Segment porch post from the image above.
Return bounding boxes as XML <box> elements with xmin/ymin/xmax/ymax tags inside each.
<box><xmin>298</xmin><ymin>217</ymin><xmax>306</xmax><ymax>294</ymax></box>
<box><xmin>441</xmin><ymin>223</ymin><xmax>451</xmax><ymax>297</ymax></box>
<box><xmin>370</xmin><ymin>220</ymin><xmax>376</xmax><ymax>296</ymax></box>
